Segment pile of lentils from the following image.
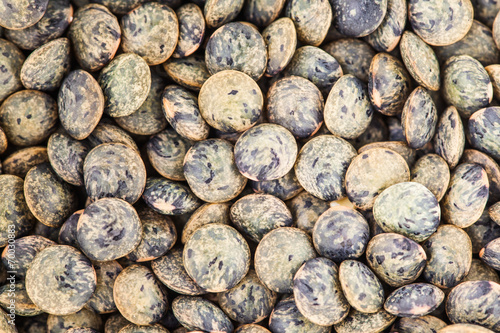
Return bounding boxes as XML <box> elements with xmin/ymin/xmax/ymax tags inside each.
<box><xmin>2</xmin><ymin>0</ymin><xmax>500</xmax><ymax>332</ymax></box>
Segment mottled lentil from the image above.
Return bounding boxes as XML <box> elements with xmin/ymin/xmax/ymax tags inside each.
<box><xmin>422</xmin><ymin>225</ymin><xmax>472</xmax><ymax>289</ymax></box>
<box><xmin>77</xmin><ymin>198</ymin><xmax>142</xmax><ymax>261</ymax></box>
<box><xmin>121</xmin><ymin>3</ymin><xmax>179</xmax><ymax>66</ymax></box>
<box><xmin>113</xmin><ymin>265</ymin><xmax>168</xmax><ymax>325</ymax></box>
<box><xmin>68</xmin><ymin>4</ymin><xmax>121</xmax><ymax>72</ymax></box>
<box><xmin>25</xmin><ymin>245</ymin><xmax>96</xmax><ymax>315</ymax></box>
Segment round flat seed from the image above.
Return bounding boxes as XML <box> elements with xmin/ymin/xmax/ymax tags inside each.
<box><xmin>142</xmin><ymin>177</ymin><xmax>201</xmax><ymax>215</ymax></box>
<box><xmin>442</xmin><ymin>163</ymin><xmax>489</xmax><ymax>228</ymax></box>
<box><xmin>244</xmin><ymin>0</ymin><xmax>286</xmax><ymax>27</ymax></box>
<box><xmin>161</xmin><ymin>85</ymin><xmax>210</xmax><ymax>141</ymax></box>
<box><xmin>408</xmin><ymin>0</ymin><xmax>474</xmax><ymax>46</ymax></box>
<box><xmin>26</xmin><ymin>245</ymin><xmax>96</xmax><ymax>315</ymax></box>
<box><xmin>345</xmin><ymin>147</ymin><xmax>410</xmax><ymax>210</ymax></box>
<box><xmin>218</xmin><ymin>269</ymin><xmax>277</xmax><ymax>324</ymax></box>
<box><xmin>268</xmin><ymin>296</ymin><xmax>331</xmax><ymax>333</ymax></box>
<box><xmin>366</xmin><ymin>233</ymin><xmax>427</xmax><ymax>287</ymax></box>
<box><xmin>199</xmin><ymin>70</ymin><xmax>263</xmax><ymax>133</ymax></box>
<box><xmin>114</xmin><ymin>265</ymin><xmax>168</xmax><ymax>325</ymax></box>
<box><xmin>401</xmin><ymin>87</ymin><xmax>438</xmax><ymax>149</ymax></box>
<box><xmin>363</xmin><ymin>0</ymin><xmax>406</xmax><ymax>52</ymax></box>
<box><xmin>24</xmin><ymin>163</ymin><xmax>77</xmax><ymax>228</ymax></box>
<box><xmin>393</xmin><ymin>316</ymin><xmax>447</xmax><ymax>333</ymax></box>
<box><xmin>235</xmin><ymin>324</ymin><xmax>272</xmax><ymax>333</ymax></box>
<box><xmin>20</xmin><ymin>37</ymin><xmax>70</xmax><ymax>91</ymax></box>
<box><xmin>114</xmin><ymin>72</ymin><xmax>168</xmax><ymax>136</ymax></box>
<box><xmin>47</xmin><ymin>308</ymin><xmax>103</xmax><ymax>333</ymax></box>
<box><xmin>357</xmin><ymin>141</ymin><xmax>417</xmax><ymax>167</ymax></box>
<box><xmin>411</xmin><ymin>154</ymin><xmax>451</xmax><ymax>202</ymax></box>
<box><xmin>204</xmin><ymin>0</ymin><xmax>244</xmax><ymax>29</ymax></box>
<box><xmin>0</xmin><ymin>282</ymin><xmax>42</xmax><ymax>316</ymax></box>
<box><xmin>151</xmin><ymin>247</ymin><xmax>206</xmax><ymax>296</ymax></box>
<box><xmin>99</xmin><ymin>53</ymin><xmax>151</xmax><ymax>117</ymax></box>
<box><xmin>465</xmin><ymin>208</ymin><xmax>500</xmax><ymax>253</ymax></box>
<box><xmin>262</xmin><ymin>18</ymin><xmax>296</xmax><ymax>77</ymax></box>
<box><xmin>77</xmin><ymin>198</ymin><xmax>143</xmax><ymax>262</ymax></box>
<box><xmin>330</xmin><ymin>0</ymin><xmax>387</xmax><ymax>37</ymax></box>
<box><xmin>0</xmin><ymin>0</ymin><xmax>49</xmax><ymax>30</ymax></box>
<box><xmin>283</xmin><ymin>46</ymin><xmax>343</xmax><ymax>96</ymax></box>
<box><xmin>439</xmin><ymin>324</ymin><xmax>496</xmax><ymax>333</ymax></box>
<box><xmin>173</xmin><ymin>4</ymin><xmax>204</xmax><ymax>58</ymax></box>
<box><xmin>400</xmin><ymin>31</ymin><xmax>440</xmax><ymax>91</ymax></box>
<box><xmin>181</xmin><ymin>203</ymin><xmax>230</xmax><ymax>244</ymax></box>
<box><xmin>423</xmin><ymin>225</ymin><xmax>472</xmax><ymax>289</ymax></box>
<box><xmin>293</xmin><ymin>257</ymin><xmax>349</xmax><ymax>326</ymax></box>
<box><xmin>267</xmin><ymin>76</ymin><xmax>324</xmax><ymax>138</ymax></box>
<box><xmin>434</xmin><ymin>106</ymin><xmax>465</xmax><ymax>169</ymax></box>
<box><xmin>0</xmin><ymin>39</ymin><xmax>24</xmax><ymax>103</ymax></box>
<box><xmin>47</xmin><ymin>132</ymin><xmax>89</xmax><ymax>186</ymax></box>
<box><xmin>121</xmin><ymin>3</ymin><xmax>179</xmax><ymax>65</ymax></box>
<box><xmin>295</xmin><ymin>135</ymin><xmax>357</xmax><ymax>201</ymax></box>
<box><xmin>84</xmin><ymin>142</ymin><xmax>146</xmax><ymax>204</ymax></box>
<box><xmin>68</xmin><ymin>4</ymin><xmax>121</xmax><ymax>72</ymax></box>
<box><xmin>339</xmin><ymin>260</ymin><xmax>384</xmax><ymax>314</ymax></box>
<box><xmin>87</xmin><ymin>260</ymin><xmax>122</xmax><ymax>314</ymax></box>
<box><xmin>285</xmin><ymin>0</ymin><xmax>331</xmax><ymax>45</ymax></box>
<box><xmin>462</xmin><ymin>259</ymin><xmax>500</xmax><ymax>283</ymax></box>
<box><xmin>469</xmin><ymin>107</ymin><xmax>500</xmax><ymax>161</ymax></box>
<box><xmin>147</xmin><ymin>128</ymin><xmax>193</xmax><ymax>181</ymax></box>
<box><xmin>333</xmin><ymin>309</ymin><xmax>396</xmax><ymax>333</ymax></box>
<box><xmin>230</xmin><ymin>194</ymin><xmax>293</xmax><ymax>242</ymax></box>
<box><xmin>368</xmin><ymin>52</ymin><xmax>412</xmax><ymax>116</ymax></box>
<box><xmin>1</xmin><ymin>235</ymin><xmax>54</xmax><ymax>278</ymax></box>
<box><xmin>373</xmin><ymin>182</ymin><xmax>440</xmax><ymax>242</ymax></box>
<box><xmin>87</xmin><ymin>123</ymin><xmax>138</xmax><ymax>151</ymax></box>
<box><xmin>313</xmin><ymin>206</ymin><xmax>369</xmax><ymax>262</ymax></box>
<box><xmin>183</xmin><ymin>224</ymin><xmax>250</xmax><ymax>292</ymax></box>
<box><xmin>184</xmin><ymin>139</ymin><xmax>247</xmax><ymax>203</ymax></box>
<box><xmin>206</xmin><ymin>22</ymin><xmax>267</xmax><ymax>81</ymax></box>
<box><xmin>323</xmin><ymin>38</ymin><xmax>375</xmax><ymax>82</ymax></box>
<box><xmin>163</xmin><ymin>54</ymin><xmax>210</xmax><ymax>91</ymax></box>
<box><xmin>0</xmin><ymin>90</ymin><xmax>58</xmax><ymax>146</ymax></box>
<box><xmin>324</xmin><ymin>74</ymin><xmax>374</xmax><ymax>139</ymax></box>
<box><xmin>384</xmin><ymin>283</ymin><xmax>445</xmax><ymax>318</ymax></box>
<box><xmin>0</xmin><ymin>176</ymin><xmax>36</xmax><ymax>247</ymax></box>
<box><xmin>0</xmin><ymin>128</ymin><xmax>8</xmax><ymax>154</ymax></box>
<box><xmin>172</xmin><ymin>296</ymin><xmax>233</xmax><ymax>333</ymax></box>
<box><xmin>255</xmin><ymin>227</ymin><xmax>316</xmax><ymax>293</ymax></box>
<box><xmin>443</xmin><ymin>55</ymin><xmax>493</xmax><ymax>118</ymax></box>
<box><xmin>491</xmin><ymin>202</ymin><xmax>500</xmax><ymax>225</ymax></box>
<box><xmin>289</xmin><ymin>192</ymin><xmax>329</xmax><ymax>234</ymax></box>
<box><xmin>480</xmin><ymin>238</ymin><xmax>500</xmax><ymax>270</ymax></box>
<box><xmin>235</xmin><ymin>123</ymin><xmax>297</xmax><ymax>181</ymax></box>
<box><xmin>4</xmin><ymin>0</ymin><xmax>72</xmax><ymax>51</ymax></box>
<box><xmin>126</xmin><ymin>206</ymin><xmax>176</xmax><ymax>262</ymax></box>
<box><xmin>58</xmin><ymin>69</ymin><xmax>104</xmax><ymax>140</ymax></box>
<box><xmin>151</xmin><ymin>248</ymin><xmax>206</xmax><ymax>296</ymax></box>
<box><xmin>435</xmin><ymin>20</ymin><xmax>499</xmax><ymax>67</ymax></box>
<box><xmin>446</xmin><ymin>281</ymin><xmax>500</xmax><ymax>331</ymax></box>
